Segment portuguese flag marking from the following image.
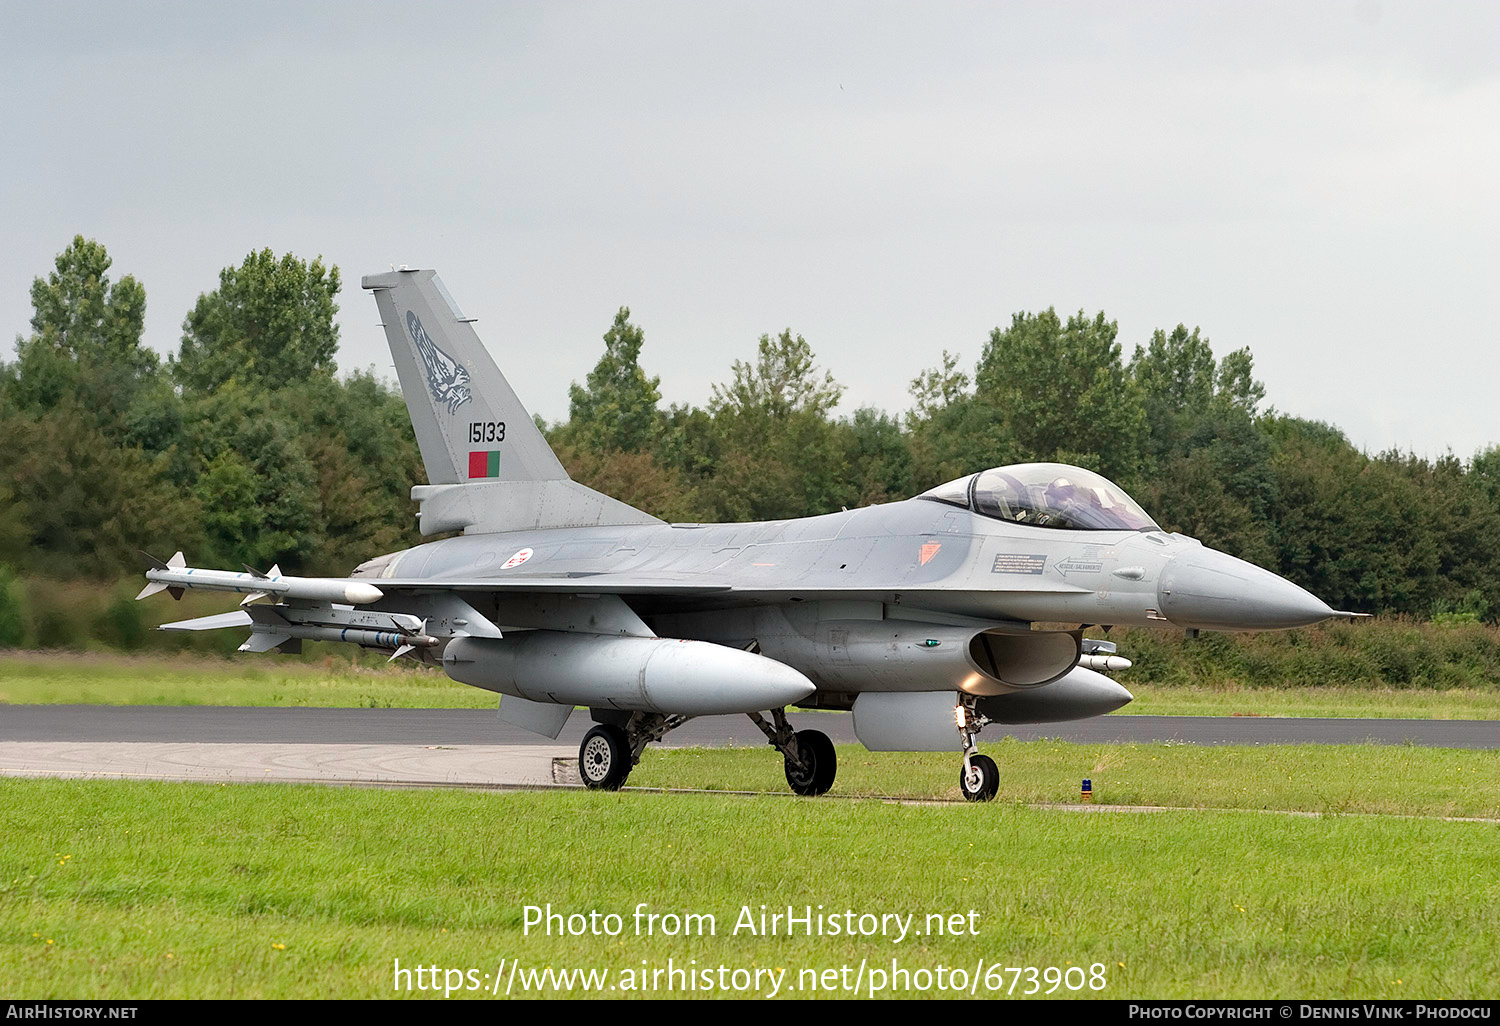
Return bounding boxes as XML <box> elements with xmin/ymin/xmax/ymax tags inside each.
<box><xmin>469</xmin><ymin>450</ymin><xmax>500</xmax><ymax>479</ymax></box>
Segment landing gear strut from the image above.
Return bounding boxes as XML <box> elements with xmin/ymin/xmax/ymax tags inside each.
<box><xmin>956</xmin><ymin>695</ymin><xmax>998</xmax><ymax>802</ymax></box>
<box><xmin>578</xmin><ymin>711</ymin><xmax>690</xmax><ymax>791</ymax></box>
<box><xmin>749</xmin><ymin>708</ymin><xmax>836</xmax><ymax>796</ymax></box>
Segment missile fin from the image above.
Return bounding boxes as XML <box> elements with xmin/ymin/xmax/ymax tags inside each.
<box><xmin>239</xmin><ymin>631</ymin><xmax>291</xmax><ymax>653</ymax></box>
<box><xmin>167</xmin><ymin>551</ymin><xmax>186</xmax><ymax>569</ymax></box>
<box><xmin>135</xmin><ymin>581</ymin><xmax>168</xmax><ymax>601</ymax></box>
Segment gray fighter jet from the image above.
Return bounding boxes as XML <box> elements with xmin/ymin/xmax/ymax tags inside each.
<box><xmin>140</xmin><ymin>268</ymin><xmax>1356</xmax><ymax>801</ymax></box>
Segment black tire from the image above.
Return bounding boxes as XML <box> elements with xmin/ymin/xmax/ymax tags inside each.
<box><xmin>784</xmin><ymin>728</ymin><xmax>837</xmax><ymax>796</ymax></box>
<box><xmin>579</xmin><ymin>724</ymin><xmax>631</xmax><ymax>791</ymax></box>
<box><xmin>959</xmin><ymin>753</ymin><xmax>999</xmax><ymax>802</ymax></box>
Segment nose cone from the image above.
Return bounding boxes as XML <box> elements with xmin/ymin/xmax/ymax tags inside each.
<box><xmin>1158</xmin><ymin>546</ymin><xmax>1334</xmax><ymax>630</ymax></box>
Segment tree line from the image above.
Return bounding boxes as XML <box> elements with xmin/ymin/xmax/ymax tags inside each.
<box><xmin>3</xmin><ymin>236</ymin><xmax>1497</xmax><ymax>621</ymax></box>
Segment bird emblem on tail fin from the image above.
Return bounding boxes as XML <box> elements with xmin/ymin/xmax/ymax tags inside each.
<box><xmin>406</xmin><ymin>310</ymin><xmax>471</xmax><ymax>414</ymax></box>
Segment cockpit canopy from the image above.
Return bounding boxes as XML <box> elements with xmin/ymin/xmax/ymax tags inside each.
<box><xmin>917</xmin><ymin>463</ymin><xmax>1160</xmax><ymax>532</ymax></box>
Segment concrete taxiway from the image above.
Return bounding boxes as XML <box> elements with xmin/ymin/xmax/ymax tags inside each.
<box><xmin>3</xmin><ymin>705</ymin><xmax>1497</xmax><ymax>747</ymax></box>
<box><xmin>0</xmin><ymin>706</ymin><xmax>1493</xmax><ymax>791</ymax></box>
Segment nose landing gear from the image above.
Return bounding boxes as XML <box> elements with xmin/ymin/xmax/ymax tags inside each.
<box><xmin>957</xmin><ymin>695</ymin><xmax>998</xmax><ymax>802</ymax></box>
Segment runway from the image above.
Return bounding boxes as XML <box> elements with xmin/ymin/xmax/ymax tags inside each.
<box><xmin>3</xmin><ymin>705</ymin><xmax>1497</xmax><ymax>748</ymax></box>
<box><xmin>1</xmin><ymin>706</ymin><xmax>1493</xmax><ymax>791</ymax></box>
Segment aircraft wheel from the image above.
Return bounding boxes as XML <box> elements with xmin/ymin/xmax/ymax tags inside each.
<box><xmin>959</xmin><ymin>753</ymin><xmax>999</xmax><ymax>802</ymax></box>
<box><xmin>784</xmin><ymin>729</ymin><xmax>836</xmax><ymax>796</ymax></box>
<box><xmin>579</xmin><ymin>724</ymin><xmax>631</xmax><ymax>791</ymax></box>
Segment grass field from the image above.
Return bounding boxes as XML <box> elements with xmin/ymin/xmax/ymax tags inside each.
<box><xmin>2</xmin><ymin>773</ymin><xmax>1497</xmax><ymax>1000</ymax></box>
<box><xmin>636</xmin><ymin>741</ymin><xmax>1500</xmax><ymax>818</ymax></box>
<box><xmin>4</xmin><ymin>651</ymin><xmax>1500</xmax><ymax>719</ymax></box>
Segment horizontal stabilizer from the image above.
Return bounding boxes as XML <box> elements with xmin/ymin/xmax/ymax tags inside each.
<box><xmin>410</xmin><ymin>480</ymin><xmax>660</xmax><ymax>535</ymax></box>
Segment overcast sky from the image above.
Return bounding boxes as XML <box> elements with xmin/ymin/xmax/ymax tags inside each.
<box><xmin>3</xmin><ymin>1</ymin><xmax>1496</xmax><ymax>459</ymax></box>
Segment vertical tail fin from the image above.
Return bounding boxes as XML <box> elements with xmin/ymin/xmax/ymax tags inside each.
<box><xmin>362</xmin><ymin>268</ymin><xmax>660</xmax><ymax>534</ymax></box>
<box><xmin>362</xmin><ymin>268</ymin><xmax>568</xmax><ymax>486</ymax></box>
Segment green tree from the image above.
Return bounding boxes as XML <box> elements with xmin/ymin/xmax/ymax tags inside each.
<box><xmin>907</xmin><ymin>350</ymin><xmax>970</xmax><ymax>424</ymax></box>
<box><xmin>0</xmin><ymin>399</ymin><xmax>202</xmax><ymax>576</ymax></box>
<box><xmin>711</xmin><ymin>329</ymin><xmax>843</xmax><ymax>420</ymax></box>
<box><xmin>1472</xmin><ymin>445</ymin><xmax>1500</xmax><ymax>504</ymax></box>
<box><xmin>839</xmin><ymin>407</ymin><xmax>915</xmax><ymax>507</ymax></box>
<box><xmin>975</xmin><ymin>309</ymin><xmax>1146</xmax><ymax>484</ymax></box>
<box><xmin>1261</xmin><ymin>422</ymin><xmax>1446</xmax><ymax>615</ymax></box>
<box><xmin>1215</xmin><ymin>346</ymin><xmax>1266</xmax><ymax>416</ymax></box>
<box><xmin>173</xmin><ymin>249</ymin><xmax>340</xmax><ymax>394</ymax></box>
<box><xmin>1129</xmin><ymin>324</ymin><xmax>1216</xmax><ymax>458</ymax></box>
<box><xmin>285</xmin><ymin>369</ymin><xmax>429</xmax><ymax>572</ymax></box>
<box><xmin>182</xmin><ymin>383</ymin><xmax>321</xmax><ymax>569</ymax></box>
<box><xmin>566</xmin><ymin>307</ymin><xmax>663</xmax><ymax>454</ymax></box>
<box><xmin>701</xmin><ymin>330</ymin><xmax>847</xmax><ymax>521</ymax></box>
<box><xmin>1136</xmin><ymin>447</ymin><xmax>1274</xmax><ymax>566</ymax></box>
<box><xmin>902</xmin><ymin>350</ymin><xmax>1015</xmax><ymax>487</ymax></box>
<box><xmin>22</xmin><ymin>235</ymin><xmax>151</xmax><ymax>373</ymax></box>
<box><xmin>10</xmin><ymin>236</ymin><xmax>157</xmax><ymax>429</ymax></box>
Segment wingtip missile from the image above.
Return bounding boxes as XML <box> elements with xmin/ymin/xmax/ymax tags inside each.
<box><xmin>139</xmin><ymin>558</ymin><xmax>385</xmax><ymax>605</ymax></box>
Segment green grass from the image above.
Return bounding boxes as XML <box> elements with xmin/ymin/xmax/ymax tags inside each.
<box><xmin>6</xmin><ymin>652</ymin><xmax>1500</xmax><ymax>719</ymax></box>
<box><xmin>1120</xmin><ymin>683</ymin><xmax>1500</xmax><ymax>719</ymax></box>
<box><xmin>0</xmin><ymin>651</ymin><xmax>493</xmax><ymax>708</ymax></box>
<box><xmin>1</xmin><ymin>777</ymin><xmax>1496</xmax><ymax>999</ymax></box>
<box><xmin>629</xmin><ymin>741</ymin><xmax>1500</xmax><ymax>818</ymax></box>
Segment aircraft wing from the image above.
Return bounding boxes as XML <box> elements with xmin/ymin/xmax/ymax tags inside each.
<box><xmin>370</xmin><ymin>575</ymin><xmax>1088</xmax><ymax>599</ymax></box>
<box><xmin>368</xmin><ymin>576</ymin><xmax>731</xmax><ymax>595</ymax></box>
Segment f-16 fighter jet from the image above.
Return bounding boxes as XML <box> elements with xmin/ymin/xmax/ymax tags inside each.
<box><xmin>141</xmin><ymin>269</ymin><xmax>1356</xmax><ymax>801</ymax></box>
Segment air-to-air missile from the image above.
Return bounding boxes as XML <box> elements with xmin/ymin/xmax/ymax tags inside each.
<box><xmin>136</xmin><ymin>551</ymin><xmax>384</xmax><ymax>605</ymax></box>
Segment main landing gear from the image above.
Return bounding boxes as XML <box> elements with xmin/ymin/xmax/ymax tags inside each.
<box><xmin>748</xmin><ymin>708</ymin><xmax>836</xmax><ymax>796</ymax></box>
<box><xmin>577</xmin><ymin>708</ymin><xmax>835</xmax><ymax>796</ymax></box>
<box><xmin>578</xmin><ymin>711</ymin><xmax>689</xmax><ymax>791</ymax></box>
<box><xmin>957</xmin><ymin>695</ymin><xmax>999</xmax><ymax>802</ymax></box>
